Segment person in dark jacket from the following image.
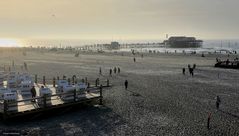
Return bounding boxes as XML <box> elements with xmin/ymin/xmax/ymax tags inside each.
<box><xmin>30</xmin><ymin>86</ymin><xmax>37</xmax><ymax>102</ymax></box>
<box><xmin>109</xmin><ymin>69</ymin><xmax>112</xmax><ymax>76</ymax></box>
<box><xmin>216</xmin><ymin>96</ymin><xmax>221</xmax><ymax>109</ymax></box>
<box><xmin>182</xmin><ymin>68</ymin><xmax>185</xmax><ymax>75</ymax></box>
<box><xmin>118</xmin><ymin>67</ymin><xmax>120</xmax><ymax>74</ymax></box>
<box><xmin>124</xmin><ymin>80</ymin><xmax>128</xmax><ymax>90</ymax></box>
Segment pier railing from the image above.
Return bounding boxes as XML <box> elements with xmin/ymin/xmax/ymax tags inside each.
<box><xmin>33</xmin><ymin>75</ymin><xmax>110</xmax><ymax>88</ymax></box>
<box><xmin>0</xmin><ymin>84</ymin><xmax>110</xmax><ymax>120</ymax></box>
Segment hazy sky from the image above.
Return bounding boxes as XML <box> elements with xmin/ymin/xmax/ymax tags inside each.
<box><xmin>0</xmin><ymin>0</ymin><xmax>238</xmax><ymax>40</ymax></box>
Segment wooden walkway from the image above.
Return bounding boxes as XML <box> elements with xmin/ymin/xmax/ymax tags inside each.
<box><xmin>0</xmin><ymin>83</ymin><xmax>110</xmax><ymax>120</ymax></box>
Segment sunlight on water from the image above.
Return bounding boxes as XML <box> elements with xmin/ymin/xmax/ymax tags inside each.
<box><xmin>0</xmin><ymin>39</ymin><xmax>21</xmax><ymax>47</ymax></box>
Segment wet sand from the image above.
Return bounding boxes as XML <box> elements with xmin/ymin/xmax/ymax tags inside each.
<box><xmin>0</xmin><ymin>50</ymin><xmax>239</xmax><ymax>135</ymax></box>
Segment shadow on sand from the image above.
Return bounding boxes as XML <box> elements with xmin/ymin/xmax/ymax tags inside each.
<box><xmin>126</xmin><ymin>89</ymin><xmax>142</xmax><ymax>97</ymax></box>
<box><xmin>0</xmin><ymin>105</ymin><xmax>126</xmax><ymax>135</ymax></box>
<box><xmin>219</xmin><ymin>109</ymin><xmax>239</xmax><ymax>119</ymax></box>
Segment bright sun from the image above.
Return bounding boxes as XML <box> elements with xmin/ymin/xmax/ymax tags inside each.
<box><xmin>0</xmin><ymin>39</ymin><xmax>20</xmax><ymax>47</ymax></box>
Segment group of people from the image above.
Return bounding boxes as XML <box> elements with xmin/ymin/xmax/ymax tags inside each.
<box><xmin>182</xmin><ymin>64</ymin><xmax>196</xmax><ymax>76</ymax></box>
<box><xmin>109</xmin><ymin>67</ymin><xmax>121</xmax><ymax>76</ymax></box>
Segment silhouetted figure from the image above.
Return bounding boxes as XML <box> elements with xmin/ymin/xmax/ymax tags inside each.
<box><xmin>133</xmin><ymin>58</ymin><xmax>136</xmax><ymax>62</ymax></box>
<box><xmin>124</xmin><ymin>80</ymin><xmax>128</xmax><ymax>90</ymax></box>
<box><xmin>193</xmin><ymin>64</ymin><xmax>196</xmax><ymax>69</ymax></box>
<box><xmin>114</xmin><ymin>67</ymin><xmax>117</xmax><ymax>74</ymax></box>
<box><xmin>207</xmin><ymin>112</ymin><xmax>212</xmax><ymax>130</ymax></box>
<box><xmin>109</xmin><ymin>69</ymin><xmax>112</xmax><ymax>76</ymax></box>
<box><xmin>189</xmin><ymin>68</ymin><xmax>194</xmax><ymax>76</ymax></box>
<box><xmin>99</xmin><ymin>67</ymin><xmax>102</xmax><ymax>75</ymax></box>
<box><xmin>201</xmin><ymin>53</ymin><xmax>205</xmax><ymax>57</ymax></box>
<box><xmin>182</xmin><ymin>68</ymin><xmax>185</xmax><ymax>75</ymax></box>
<box><xmin>216</xmin><ymin>96</ymin><xmax>221</xmax><ymax>109</ymax></box>
<box><xmin>30</xmin><ymin>86</ymin><xmax>36</xmax><ymax>102</ymax></box>
<box><xmin>188</xmin><ymin>64</ymin><xmax>191</xmax><ymax>73</ymax></box>
<box><xmin>118</xmin><ymin>67</ymin><xmax>120</xmax><ymax>74</ymax></box>
<box><xmin>24</xmin><ymin>62</ymin><xmax>28</xmax><ymax>71</ymax></box>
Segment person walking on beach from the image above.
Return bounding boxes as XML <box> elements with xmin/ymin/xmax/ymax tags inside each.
<box><xmin>24</xmin><ymin>62</ymin><xmax>28</xmax><ymax>71</ymax></box>
<box><xmin>207</xmin><ymin>112</ymin><xmax>212</xmax><ymax>130</ymax></box>
<box><xmin>188</xmin><ymin>64</ymin><xmax>191</xmax><ymax>70</ymax></box>
<box><xmin>114</xmin><ymin>67</ymin><xmax>117</xmax><ymax>74</ymax></box>
<box><xmin>99</xmin><ymin>67</ymin><xmax>102</xmax><ymax>75</ymax></box>
<box><xmin>216</xmin><ymin>96</ymin><xmax>221</xmax><ymax>110</ymax></box>
<box><xmin>133</xmin><ymin>57</ymin><xmax>136</xmax><ymax>62</ymax></box>
<box><xmin>30</xmin><ymin>86</ymin><xmax>36</xmax><ymax>102</ymax></box>
<box><xmin>182</xmin><ymin>68</ymin><xmax>185</xmax><ymax>75</ymax></box>
<box><xmin>193</xmin><ymin>64</ymin><xmax>196</xmax><ymax>69</ymax></box>
<box><xmin>189</xmin><ymin>68</ymin><xmax>194</xmax><ymax>76</ymax></box>
<box><xmin>118</xmin><ymin>67</ymin><xmax>120</xmax><ymax>74</ymax></box>
<box><xmin>124</xmin><ymin>80</ymin><xmax>128</xmax><ymax>90</ymax></box>
<box><xmin>109</xmin><ymin>69</ymin><xmax>112</xmax><ymax>76</ymax></box>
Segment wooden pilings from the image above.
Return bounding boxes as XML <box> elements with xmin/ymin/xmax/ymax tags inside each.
<box><xmin>85</xmin><ymin>77</ymin><xmax>88</xmax><ymax>84</ymax></box>
<box><xmin>43</xmin><ymin>94</ymin><xmax>47</xmax><ymax>108</ymax></box>
<box><xmin>35</xmin><ymin>75</ymin><xmax>38</xmax><ymax>84</ymax></box>
<box><xmin>74</xmin><ymin>89</ymin><xmax>77</xmax><ymax>102</ymax></box>
<box><xmin>32</xmin><ymin>75</ymin><xmax>110</xmax><ymax>88</ymax></box>
<box><xmin>68</xmin><ymin>78</ymin><xmax>71</xmax><ymax>85</ymax></box>
<box><xmin>99</xmin><ymin>85</ymin><xmax>103</xmax><ymax>105</ymax></box>
<box><xmin>95</xmin><ymin>78</ymin><xmax>99</xmax><ymax>87</ymax></box>
<box><xmin>3</xmin><ymin>100</ymin><xmax>8</xmax><ymax>120</ymax></box>
<box><xmin>43</xmin><ymin>76</ymin><xmax>46</xmax><ymax>85</ymax></box>
<box><xmin>72</xmin><ymin>75</ymin><xmax>75</xmax><ymax>85</ymax></box>
<box><xmin>53</xmin><ymin>77</ymin><xmax>56</xmax><ymax>87</ymax></box>
<box><xmin>107</xmin><ymin>79</ymin><xmax>109</xmax><ymax>87</ymax></box>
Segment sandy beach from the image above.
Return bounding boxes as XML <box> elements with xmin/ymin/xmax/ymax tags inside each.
<box><xmin>0</xmin><ymin>50</ymin><xmax>239</xmax><ymax>135</ymax></box>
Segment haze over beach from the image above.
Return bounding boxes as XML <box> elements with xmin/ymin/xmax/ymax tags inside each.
<box><xmin>1</xmin><ymin>0</ymin><xmax>239</xmax><ymax>43</ymax></box>
<box><xmin>0</xmin><ymin>0</ymin><xmax>239</xmax><ymax>136</ymax></box>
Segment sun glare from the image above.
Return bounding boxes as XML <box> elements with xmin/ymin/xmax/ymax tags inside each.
<box><xmin>0</xmin><ymin>39</ymin><xmax>20</xmax><ymax>47</ymax></box>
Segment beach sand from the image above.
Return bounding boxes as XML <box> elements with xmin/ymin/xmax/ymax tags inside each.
<box><xmin>0</xmin><ymin>50</ymin><xmax>239</xmax><ymax>135</ymax></box>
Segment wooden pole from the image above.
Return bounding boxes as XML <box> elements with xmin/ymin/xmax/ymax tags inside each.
<box><xmin>97</xmin><ymin>78</ymin><xmax>99</xmax><ymax>86</ymax></box>
<box><xmin>68</xmin><ymin>78</ymin><xmax>71</xmax><ymax>85</ymax></box>
<box><xmin>75</xmin><ymin>78</ymin><xmax>78</xmax><ymax>84</ymax></box>
<box><xmin>3</xmin><ymin>100</ymin><xmax>8</xmax><ymax>116</ymax></box>
<box><xmin>43</xmin><ymin>94</ymin><xmax>47</xmax><ymax>108</ymax></box>
<box><xmin>72</xmin><ymin>76</ymin><xmax>75</xmax><ymax>85</ymax></box>
<box><xmin>95</xmin><ymin>79</ymin><xmax>98</xmax><ymax>87</ymax></box>
<box><xmin>53</xmin><ymin>77</ymin><xmax>56</xmax><ymax>87</ymax></box>
<box><xmin>100</xmin><ymin>85</ymin><xmax>103</xmax><ymax>105</ymax></box>
<box><xmin>35</xmin><ymin>74</ymin><xmax>38</xmax><ymax>84</ymax></box>
<box><xmin>74</xmin><ymin>89</ymin><xmax>77</xmax><ymax>102</ymax></box>
<box><xmin>43</xmin><ymin>76</ymin><xmax>46</xmax><ymax>85</ymax></box>
<box><xmin>107</xmin><ymin>79</ymin><xmax>109</xmax><ymax>87</ymax></box>
<box><xmin>85</xmin><ymin>77</ymin><xmax>88</xmax><ymax>84</ymax></box>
